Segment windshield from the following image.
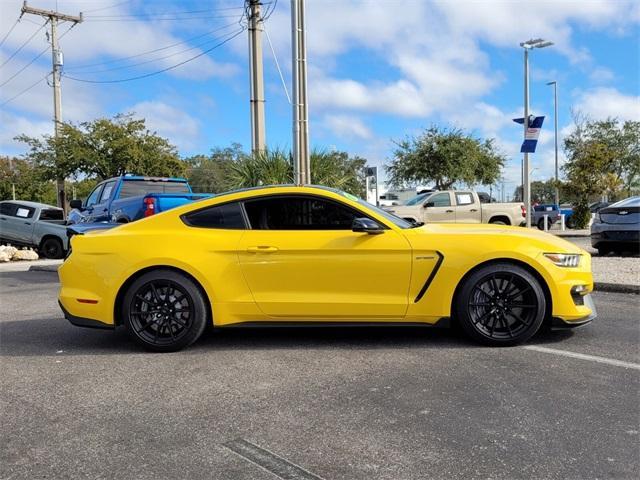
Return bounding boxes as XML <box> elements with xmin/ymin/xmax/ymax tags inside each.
<box><xmin>405</xmin><ymin>193</ymin><xmax>429</xmax><ymax>206</ymax></box>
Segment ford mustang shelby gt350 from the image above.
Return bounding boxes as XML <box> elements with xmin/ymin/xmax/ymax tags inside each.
<box><xmin>59</xmin><ymin>185</ymin><xmax>596</xmax><ymax>351</ymax></box>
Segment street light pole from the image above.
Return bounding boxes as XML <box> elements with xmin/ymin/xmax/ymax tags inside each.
<box><xmin>519</xmin><ymin>38</ymin><xmax>553</xmax><ymax>227</ymax></box>
<box><xmin>523</xmin><ymin>46</ymin><xmax>530</xmax><ymax>227</ymax></box>
<box><xmin>547</xmin><ymin>80</ymin><xmax>559</xmax><ymax>206</ymax></box>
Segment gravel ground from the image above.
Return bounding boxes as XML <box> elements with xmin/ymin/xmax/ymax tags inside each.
<box><xmin>561</xmin><ymin>236</ymin><xmax>639</xmax><ymax>286</ymax></box>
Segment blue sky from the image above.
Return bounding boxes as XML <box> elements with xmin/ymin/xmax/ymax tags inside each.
<box><xmin>1</xmin><ymin>0</ymin><xmax>638</xmax><ymax>197</ymax></box>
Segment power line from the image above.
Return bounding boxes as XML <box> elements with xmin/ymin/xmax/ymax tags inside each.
<box><xmin>63</xmin><ymin>27</ymin><xmax>246</xmax><ymax>84</ymax></box>
<box><xmin>66</xmin><ymin>21</ymin><xmax>239</xmax><ymax>71</ymax></box>
<box><xmin>0</xmin><ymin>20</ymin><xmax>48</xmax><ymax>69</ymax></box>
<box><xmin>0</xmin><ymin>23</ymin><xmax>74</xmax><ymax>89</ymax></box>
<box><xmin>66</xmin><ymin>25</ymin><xmax>241</xmax><ymax>75</ymax></box>
<box><xmin>81</xmin><ymin>0</ymin><xmax>129</xmax><ymax>14</ymax></box>
<box><xmin>83</xmin><ymin>13</ymin><xmax>243</xmax><ymax>23</ymax></box>
<box><xmin>0</xmin><ymin>74</ymin><xmax>48</xmax><ymax>108</ymax></box>
<box><xmin>85</xmin><ymin>6</ymin><xmax>244</xmax><ymax>18</ymax></box>
<box><xmin>0</xmin><ymin>17</ymin><xmax>21</xmax><ymax>48</ymax></box>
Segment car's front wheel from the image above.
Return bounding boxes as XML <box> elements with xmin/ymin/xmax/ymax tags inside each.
<box><xmin>122</xmin><ymin>269</ymin><xmax>208</xmax><ymax>352</ymax></box>
<box><xmin>40</xmin><ymin>237</ymin><xmax>64</xmax><ymax>259</ymax></box>
<box><xmin>454</xmin><ymin>263</ymin><xmax>546</xmax><ymax>346</ymax></box>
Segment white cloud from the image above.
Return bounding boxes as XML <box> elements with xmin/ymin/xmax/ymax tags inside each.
<box><xmin>322</xmin><ymin>114</ymin><xmax>373</xmax><ymax>140</ymax></box>
<box><xmin>575</xmin><ymin>87</ymin><xmax>640</xmax><ymax>121</ymax></box>
<box><xmin>128</xmin><ymin>100</ymin><xmax>201</xmax><ymax>150</ymax></box>
<box><xmin>0</xmin><ymin>111</ymin><xmax>52</xmax><ymax>154</ymax></box>
<box><xmin>589</xmin><ymin>67</ymin><xmax>615</xmax><ymax>84</ymax></box>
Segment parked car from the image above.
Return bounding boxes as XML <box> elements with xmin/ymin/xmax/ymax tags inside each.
<box><xmin>591</xmin><ymin>196</ymin><xmax>640</xmax><ymax>255</ymax></box>
<box><xmin>59</xmin><ymin>185</ymin><xmax>595</xmax><ymax>352</ymax></box>
<box><xmin>67</xmin><ymin>175</ymin><xmax>212</xmax><ymax>224</ymax></box>
<box><xmin>386</xmin><ymin>190</ymin><xmax>525</xmax><ymax>226</ymax></box>
<box><xmin>0</xmin><ymin>201</ymin><xmax>68</xmax><ymax>258</ymax></box>
<box><xmin>532</xmin><ymin>204</ymin><xmax>561</xmax><ymax>230</ymax></box>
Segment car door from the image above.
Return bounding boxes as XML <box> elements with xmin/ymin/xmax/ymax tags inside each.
<box><xmin>423</xmin><ymin>192</ymin><xmax>456</xmax><ymax>223</ymax></box>
<box><xmin>237</xmin><ymin>194</ymin><xmax>412</xmax><ymax>319</ymax></box>
<box><xmin>80</xmin><ymin>183</ymin><xmax>105</xmax><ymax>223</ymax></box>
<box><xmin>0</xmin><ymin>203</ymin><xmax>35</xmax><ymax>243</ymax></box>
<box><xmin>85</xmin><ymin>180</ymin><xmax>116</xmax><ymax>223</ymax></box>
<box><xmin>454</xmin><ymin>192</ymin><xmax>481</xmax><ymax>223</ymax></box>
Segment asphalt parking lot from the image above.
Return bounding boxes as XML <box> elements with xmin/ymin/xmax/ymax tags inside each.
<box><xmin>1</xmin><ymin>270</ymin><xmax>639</xmax><ymax>480</ymax></box>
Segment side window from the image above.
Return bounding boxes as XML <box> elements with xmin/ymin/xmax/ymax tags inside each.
<box><xmin>86</xmin><ymin>184</ymin><xmax>104</xmax><ymax>208</ymax></box>
<box><xmin>183</xmin><ymin>202</ymin><xmax>245</xmax><ymax>229</ymax></box>
<box><xmin>455</xmin><ymin>192</ymin><xmax>474</xmax><ymax>206</ymax></box>
<box><xmin>427</xmin><ymin>193</ymin><xmax>451</xmax><ymax>207</ymax></box>
<box><xmin>244</xmin><ymin>196</ymin><xmax>364</xmax><ymax>230</ymax></box>
<box><xmin>0</xmin><ymin>203</ymin><xmax>17</xmax><ymax>216</ymax></box>
<box><xmin>99</xmin><ymin>181</ymin><xmax>116</xmax><ymax>203</ymax></box>
<box><xmin>15</xmin><ymin>206</ymin><xmax>35</xmax><ymax>218</ymax></box>
<box><xmin>39</xmin><ymin>209</ymin><xmax>64</xmax><ymax>221</ymax></box>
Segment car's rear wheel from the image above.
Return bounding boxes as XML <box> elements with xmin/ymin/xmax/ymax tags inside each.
<box><xmin>122</xmin><ymin>270</ymin><xmax>208</xmax><ymax>352</ymax></box>
<box><xmin>40</xmin><ymin>237</ymin><xmax>64</xmax><ymax>259</ymax></box>
<box><xmin>454</xmin><ymin>263</ymin><xmax>546</xmax><ymax>346</ymax></box>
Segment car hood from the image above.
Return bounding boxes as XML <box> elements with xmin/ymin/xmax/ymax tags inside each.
<box><xmin>414</xmin><ymin>223</ymin><xmax>584</xmax><ymax>254</ymax></box>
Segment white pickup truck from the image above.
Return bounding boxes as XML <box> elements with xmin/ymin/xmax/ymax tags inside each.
<box><xmin>386</xmin><ymin>190</ymin><xmax>525</xmax><ymax>226</ymax></box>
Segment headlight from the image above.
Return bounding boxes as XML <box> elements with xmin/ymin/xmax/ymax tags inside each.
<box><xmin>543</xmin><ymin>253</ymin><xmax>581</xmax><ymax>267</ymax></box>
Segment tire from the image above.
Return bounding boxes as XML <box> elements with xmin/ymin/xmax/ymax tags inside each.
<box><xmin>454</xmin><ymin>263</ymin><xmax>546</xmax><ymax>346</ymax></box>
<box><xmin>489</xmin><ymin>219</ymin><xmax>507</xmax><ymax>225</ymax></box>
<box><xmin>40</xmin><ymin>237</ymin><xmax>64</xmax><ymax>259</ymax></box>
<box><xmin>122</xmin><ymin>269</ymin><xmax>208</xmax><ymax>352</ymax></box>
<box><xmin>537</xmin><ymin>218</ymin><xmax>546</xmax><ymax>230</ymax></box>
<box><xmin>597</xmin><ymin>246</ymin><xmax>611</xmax><ymax>256</ymax></box>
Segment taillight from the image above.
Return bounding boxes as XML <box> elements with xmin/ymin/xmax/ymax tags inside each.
<box><xmin>521</xmin><ymin>205</ymin><xmax>526</xmax><ymax>217</ymax></box>
<box><xmin>143</xmin><ymin>197</ymin><xmax>156</xmax><ymax>217</ymax></box>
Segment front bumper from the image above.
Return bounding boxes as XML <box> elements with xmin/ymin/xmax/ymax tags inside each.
<box><xmin>551</xmin><ymin>293</ymin><xmax>597</xmax><ymax>329</ymax></box>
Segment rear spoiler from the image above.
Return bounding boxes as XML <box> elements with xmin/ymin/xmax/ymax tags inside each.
<box><xmin>67</xmin><ymin>222</ymin><xmax>120</xmax><ymax>239</ymax></box>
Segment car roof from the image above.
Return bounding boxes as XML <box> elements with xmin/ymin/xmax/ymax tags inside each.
<box><xmin>118</xmin><ymin>175</ymin><xmax>188</xmax><ymax>182</ymax></box>
<box><xmin>0</xmin><ymin>200</ymin><xmax>61</xmax><ymax>210</ymax></box>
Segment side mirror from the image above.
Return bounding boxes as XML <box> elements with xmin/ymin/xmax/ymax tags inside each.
<box><xmin>352</xmin><ymin>217</ymin><xmax>384</xmax><ymax>235</ymax></box>
<box><xmin>69</xmin><ymin>199</ymin><xmax>83</xmax><ymax>210</ymax></box>
<box><xmin>424</xmin><ymin>201</ymin><xmax>435</xmax><ymax>208</ymax></box>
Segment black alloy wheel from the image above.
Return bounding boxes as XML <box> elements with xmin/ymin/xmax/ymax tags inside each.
<box><xmin>454</xmin><ymin>263</ymin><xmax>546</xmax><ymax>346</ymax></box>
<box><xmin>40</xmin><ymin>238</ymin><xmax>64</xmax><ymax>259</ymax></box>
<box><xmin>123</xmin><ymin>270</ymin><xmax>208</xmax><ymax>352</ymax></box>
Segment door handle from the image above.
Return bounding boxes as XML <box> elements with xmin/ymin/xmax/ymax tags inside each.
<box><xmin>246</xmin><ymin>245</ymin><xmax>279</xmax><ymax>253</ymax></box>
<box><xmin>446</xmin><ymin>210</ymin><xmax>454</xmax><ymax>213</ymax></box>
<box><xmin>470</xmin><ymin>209</ymin><xmax>478</xmax><ymax>212</ymax></box>
<box><xmin>24</xmin><ymin>222</ymin><xmax>31</xmax><ymax>225</ymax></box>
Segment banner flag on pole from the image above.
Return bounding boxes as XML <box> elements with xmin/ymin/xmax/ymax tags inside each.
<box><xmin>513</xmin><ymin>115</ymin><xmax>545</xmax><ymax>153</ymax></box>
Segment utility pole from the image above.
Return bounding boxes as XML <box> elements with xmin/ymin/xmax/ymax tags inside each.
<box><xmin>247</xmin><ymin>0</ymin><xmax>266</xmax><ymax>154</ymax></box>
<box><xmin>547</xmin><ymin>80</ymin><xmax>559</xmax><ymax>206</ymax></box>
<box><xmin>291</xmin><ymin>0</ymin><xmax>310</xmax><ymax>185</ymax></box>
<box><xmin>21</xmin><ymin>1</ymin><xmax>82</xmax><ymax>212</ymax></box>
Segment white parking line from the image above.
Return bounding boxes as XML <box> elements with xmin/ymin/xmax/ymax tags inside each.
<box><xmin>524</xmin><ymin>345</ymin><xmax>640</xmax><ymax>371</ymax></box>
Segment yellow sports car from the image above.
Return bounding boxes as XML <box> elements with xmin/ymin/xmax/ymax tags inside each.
<box><xmin>59</xmin><ymin>185</ymin><xmax>596</xmax><ymax>351</ymax></box>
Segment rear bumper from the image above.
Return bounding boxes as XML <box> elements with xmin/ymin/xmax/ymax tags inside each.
<box><xmin>59</xmin><ymin>301</ymin><xmax>114</xmax><ymax>330</ymax></box>
<box><xmin>591</xmin><ymin>230</ymin><xmax>640</xmax><ymax>247</ymax></box>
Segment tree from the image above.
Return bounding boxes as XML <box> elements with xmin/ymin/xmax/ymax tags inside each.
<box><xmin>16</xmin><ymin>113</ymin><xmax>186</xmax><ymax>181</ymax></box>
<box><xmin>228</xmin><ymin>147</ymin><xmax>367</xmax><ymax>197</ymax></box>
<box><xmin>385</xmin><ymin>126</ymin><xmax>505</xmax><ymax>190</ymax></box>
<box><xmin>0</xmin><ymin>156</ymin><xmax>55</xmax><ymax>203</ymax></box>
<box><xmin>513</xmin><ymin>179</ymin><xmax>561</xmax><ymax>204</ymax></box>
<box><xmin>184</xmin><ymin>144</ymin><xmax>243</xmax><ymax>193</ymax></box>
<box><xmin>562</xmin><ymin>115</ymin><xmax>640</xmax><ymax>227</ymax></box>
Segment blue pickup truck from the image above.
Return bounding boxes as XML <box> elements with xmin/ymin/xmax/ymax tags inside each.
<box><xmin>68</xmin><ymin>175</ymin><xmax>211</xmax><ymax>224</ymax></box>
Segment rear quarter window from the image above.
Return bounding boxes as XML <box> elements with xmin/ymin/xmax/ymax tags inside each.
<box><xmin>39</xmin><ymin>209</ymin><xmax>64</xmax><ymax>220</ymax></box>
<box><xmin>182</xmin><ymin>202</ymin><xmax>246</xmax><ymax>229</ymax></box>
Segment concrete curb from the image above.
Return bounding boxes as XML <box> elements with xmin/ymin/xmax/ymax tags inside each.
<box><xmin>28</xmin><ymin>265</ymin><xmax>60</xmax><ymax>273</ymax></box>
<box><xmin>594</xmin><ymin>282</ymin><xmax>640</xmax><ymax>295</ymax></box>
